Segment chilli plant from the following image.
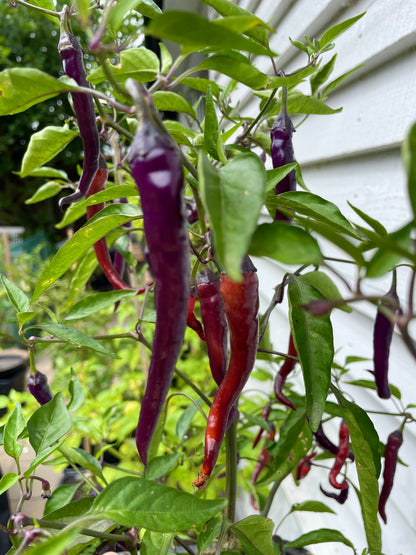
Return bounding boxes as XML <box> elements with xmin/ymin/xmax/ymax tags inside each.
<box><xmin>0</xmin><ymin>1</ymin><xmax>415</xmax><ymax>555</ymax></box>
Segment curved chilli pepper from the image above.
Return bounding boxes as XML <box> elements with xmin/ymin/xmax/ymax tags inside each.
<box><xmin>328</xmin><ymin>420</ymin><xmax>349</xmax><ymax>490</ymax></box>
<box><xmin>197</xmin><ymin>269</ymin><xmax>228</xmax><ymax>387</ymax></box>
<box><xmin>314</xmin><ymin>421</ymin><xmax>354</xmax><ymax>462</ymax></box>
<box><xmin>274</xmin><ymin>333</ymin><xmax>297</xmax><ymax>411</ymax></box>
<box><xmin>320</xmin><ymin>484</ymin><xmax>349</xmax><ymax>505</ymax></box>
<box><xmin>270</xmin><ymin>87</ymin><xmax>296</xmax><ymax>221</ymax></box>
<box><xmin>187</xmin><ymin>286</ymin><xmax>206</xmax><ymax>341</ymax></box>
<box><xmin>193</xmin><ymin>257</ymin><xmax>259</xmax><ymax>489</ymax></box>
<box><xmin>86</xmin><ymin>156</ymin><xmax>138</xmax><ymax>292</ymax></box>
<box><xmin>296</xmin><ymin>452</ymin><xmax>316</xmax><ymax>481</ymax></box>
<box><xmin>373</xmin><ymin>275</ymin><xmax>400</xmax><ymax>399</ymax></box>
<box><xmin>58</xmin><ymin>7</ymin><xmax>100</xmax><ymax>210</ymax></box>
<box><xmin>127</xmin><ymin>82</ymin><xmax>190</xmax><ymax>467</ymax></box>
<box><xmin>253</xmin><ymin>402</ymin><xmax>271</xmax><ymax>448</ymax></box>
<box><xmin>378</xmin><ymin>429</ymin><xmax>403</xmax><ymax>524</ymax></box>
<box><xmin>27</xmin><ymin>371</ymin><xmax>53</xmax><ymax>405</ymax></box>
<box><xmin>250</xmin><ymin>425</ymin><xmax>275</xmax><ymax>511</ymax></box>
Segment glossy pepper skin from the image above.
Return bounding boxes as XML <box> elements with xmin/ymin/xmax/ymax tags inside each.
<box><xmin>314</xmin><ymin>421</ymin><xmax>354</xmax><ymax>462</ymax></box>
<box><xmin>253</xmin><ymin>402</ymin><xmax>271</xmax><ymax>448</ymax></box>
<box><xmin>373</xmin><ymin>277</ymin><xmax>400</xmax><ymax>399</ymax></box>
<box><xmin>197</xmin><ymin>270</ymin><xmax>228</xmax><ymax>387</ymax></box>
<box><xmin>250</xmin><ymin>425</ymin><xmax>275</xmax><ymax>510</ymax></box>
<box><xmin>378</xmin><ymin>429</ymin><xmax>403</xmax><ymax>524</ymax></box>
<box><xmin>127</xmin><ymin>81</ymin><xmax>190</xmax><ymax>466</ymax></box>
<box><xmin>328</xmin><ymin>420</ymin><xmax>349</xmax><ymax>490</ymax></box>
<box><xmin>270</xmin><ymin>88</ymin><xmax>296</xmax><ymax>221</ymax></box>
<box><xmin>296</xmin><ymin>452</ymin><xmax>316</xmax><ymax>481</ymax></box>
<box><xmin>274</xmin><ymin>333</ymin><xmax>297</xmax><ymax>410</ymax></box>
<box><xmin>194</xmin><ymin>257</ymin><xmax>259</xmax><ymax>489</ymax></box>
<box><xmin>58</xmin><ymin>7</ymin><xmax>100</xmax><ymax>210</ymax></box>
<box><xmin>27</xmin><ymin>371</ymin><xmax>53</xmax><ymax>405</ymax></box>
<box><xmin>187</xmin><ymin>286</ymin><xmax>206</xmax><ymax>341</ymax></box>
<box><xmin>320</xmin><ymin>484</ymin><xmax>349</xmax><ymax>504</ymax></box>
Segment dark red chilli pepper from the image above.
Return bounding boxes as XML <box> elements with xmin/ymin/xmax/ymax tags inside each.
<box><xmin>86</xmin><ymin>156</ymin><xmax>138</xmax><ymax>292</ymax></box>
<box><xmin>253</xmin><ymin>402</ymin><xmax>271</xmax><ymax>448</ymax></box>
<box><xmin>250</xmin><ymin>425</ymin><xmax>275</xmax><ymax>511</ymax></box>
<box><xmin>314</xmin><ymin>421</ymin><xmax>354</xmax><ymax>462</ymax></box>
<box><xmin>373</xmin><ymin>274</ymin><xmax>400</xmax><ymax>399</ymax></box>
<box><xmin>58</xmin><ymin>7</ymin><xmax>100</xmax><ymax>210</ymax></box>
<box><xmin>187</xmin><ymin>286</ymin><xmax>206</xmax><ymax>341</ymax></box>
<box><xmin>270</xmin><ymin>86</ymin><xmax>296</xmax><ymax>222</ymax></box>
<box><xmin>274</xmin><ymin>333</ymin><xmax>297</xmax><ymax>411</ymax></box>
<box><xmin>378</xmin><ymin>429</ymin><xmax>403</xmax><ymax>524</ymax></box>
<box><xmin>296</xmin><ymin>452</ymin><xmax>316</xmax><ymax>481</ymax></box>
<box><xmin>193</xmin><ymin>257</ymin><xmax>259</xmax><ymax>489</ymax></box>
<box><xmin>328</xmin><ymin>420</ymin><xmax>349</xmax><ymax>490</ymax></box>
<box><xmin>127</xmin><ymin>80</ymin><xmax>190</xmax><ymax>467</ymax></box>
<box><xmin>27</xmin><ymin>370</ymin><xmax>53</xmax><ymax>405</ymax></box>
<box><xmin>320</xmin><ymin>484</ymin><xmax>349</xmax><ymax>504</ymax></box>
<box><xmin>197</xmin><ymin>269</ymin><xmax>228</xmax><ymax>387</ymax></box>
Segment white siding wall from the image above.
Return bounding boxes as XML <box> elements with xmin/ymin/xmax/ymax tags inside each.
<box><xmin>216</xmin><ymin>2</ymin><xmax>416</xmax><ymax>554</ymax></box>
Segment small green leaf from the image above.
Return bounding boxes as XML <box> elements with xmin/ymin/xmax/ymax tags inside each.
<box><xmin>249</xmin><ymin>222</ymin><xmax>322</xmax><ymax>266</ymax></box>
<box><xmin>180</xmin><ymin>77</ymin><xmax>221</xmax><ymax>98</ymax></box>
<box><xmin>146</xmin><ymin>452</ymin><xmax>182</xmax><ymax>480</ymax></box>
<box><xmin>87</xmin><ymin>48</ymin><xmax>160</xmax><ymax>85</ymax></box>
<box><xmin>59</xmin><ymin>446</ymin><xmax>104</xmax><ymax>481</ymax></box>
<box><xmin>176</xmin><ymin>401</ymin><xmax>200</xmax><ymax>441</ymax></box>
<box><xmin>64</xmin><ymin>290</ymin><xmax>137</xmax><ymax>321</ymax></box>
<box><xmin>153</xmin><ymin>91</ymin><xmax>196</xmax><ymax>118</ymax></box>
<box><xmin>25</xmin><ymin>181</ymin><xmax>63</xmax><ymax>204</ymax></box>
<box><xmin>141</xmin><ymin>530</ymin><xmax>174</xmax><ymax>555</ymax></box>
<box><xmin>4</xmin><ymin>403</ymin><xmax>26</xmax><ymax>462</ymax></box>
<box><xmin>0</xmin><ymin>472</ymin><xmax>19</xmax><ymax>496</ymax></box>
<box><xmin>322</xmin><ymin>64</ymin><xmax>365</xmax><ymax>97</ymax></box>
<box><xmin>231</xmin><ymin>515</ymin><xmax>276</xmax><ymax>555</ymax></box>
<box><xmin>35</xmin><ymin>322</ymin><xmax>119</xmax><ymax>358</ymax></box>
<box><xmin>24</xmin><ymin>442</ymin><xmax>65</xmax><ymax>478</ymax></box>
<box><xmin>300</xmin><ymin>271</ymin><xmax>352</xmax><ymax>313</ymax></box>
<box><xmin>133</xmin><ymin>0</ymin><xmax>163</xmax><ymax>18</ymax></box>
<box><xmin>402</xmin><ymin>121</ymin><xmax>416</xmax><ymax>221</ymax></box>
<box><xmin>289</xmin><ymin>500</ymin><xmax>336</xmax><ymax>514</ymax></box>
<box><xmin>198</xmin><ymin>53</ymin><xmax>270</xmax><ymax>89</ymax></box>
<box><xmin>67</xmin><ymin>371</ymin><xmax>85</xmax><ymax>412</ymax></box>
<box><xmin>319</xmin><ymin>12</ymin><xmax>365</xmax><ymax>48</ymax></box>
<box><xmin>284</xmin><ymin>528</ymin><xmax>355</xmax><ymax>551</ymax></box>
<box><xmin>266</xmin><ymin>164</ymin><xmax>297</xmax><ymax>191</ymax></box>
<box><xmin>27</xmin><ymin>393</ymin><xmax>72</xmax><ymax>454</ymax></box>
<box><xmin>346</xmin><ymin>379</ymin><xmax>401</xmax><ymax>400</ymax></box>
<box><xmin>285</xmin><ymin>90</ymin><xmax>341</xmax><ymax>115</ymax></box>
<box><xmin>25</xmin><ymin>166</ymin><xmax>68</xmax><ymax>179</ymax></box>
<box><xmin>159</xmin><ymin>42</ymin><xmax>173</xmax><ymax>74</ymax></box>
<box><xmin>17</xmin><ymin>311</ymin><xmax>36</xmax><ymax>328</ymax></box>
<box><xmin>204</xmin><ymin>85</ymin><xmax>227</xmax><ymax>163</ymax></box>
<box><xmin>310</xmin><ymin>54</ymin><xmax>337</xmax><ymax>95</ymax></box>
<box><xmin>107</xmin><ymin>0</ymin><xmax>161</xmax><ymax>33</ymax></box>
<box><xmin>19</xmin><ymin>125</ymin><xmax>79</xmax><ymax>177</ymax></box>
<box><xmin>366</xmin><ymin>222</ymin><xmax>413</xmax><ymax>278</ymax></box>
<box><xmin>1</xmin><ymin>274</ymin><xmax>30</xmax><ymax>313</ymax></box>
<box><xmin>348</xmin><ymin>202</ymin><xmax>388</xmax><ymax>237</ymax></box>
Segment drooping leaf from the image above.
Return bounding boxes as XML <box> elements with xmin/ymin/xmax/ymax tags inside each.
<box><xmin>310</xmin><ymin>54</ymin><xmax>337</xmax><ymax>94</ymax></box>
<box><xmin>1</xmin><ymin>274</ymin><xmax>30</xmax><ymax>313</ymax></box>
<box><xmin>141</xmin><ymin>530</ymin><xmax>174</xmax><ymax>555</ymax></box>
<box><xmin>87</xmin><ymin>48</ymin><xmax>160</xmax><ymax>85</ymax></box>
<box><xmin>180</xmin><ymin>77</ymin><xmax>221</xmax><ymax>98</ymax></box>
<box><xmin>322</xmin><ymin>64</ymin><xmax>365</xmax><ymax>97</ymax></box>
<box><xmin>59</xmin><ymin>446</ymin><xmax>104</xmax><ymax>481</ymax></box>
<box><xmin>289</xmin><ymin>500</ymin><xmax>336</xmax><ymax>515</ymax></box>
<box><xmin>198</xmin><ymin>53</ymin><xmax>270</xmax><ymax>89</ymax></box>
<box><xmin>300</xmin><ymin>271</ymin><xmax>352</xmax><ymax>313</ymax></box>
<box><xmin>231</xmin><ymin>515</ymin><xmax>276</xmax><ymax>555</ymax></box>
<box><xmin>27</xmin><ymin>393</ymin><xmax>72</xmax><ymax>454</ymax></box>
<box><xmin>366</xmin><ymin>222</ymin><xmax>413</xmax><ymax>278</ymax></box>
<box><xmin>284</xmin><ymin>528</ymin><xmax>355</xmax><ymax>551</ymax></box>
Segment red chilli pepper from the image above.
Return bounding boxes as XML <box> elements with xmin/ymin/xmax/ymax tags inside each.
<box><xmin>378</xmin><ymin>429</ymin><xmax>403</xmax><ymax>524</ymax></box>
<box><xmin>187</xmin><ymin>286</ymin><xmax>206</xmax><ymax>341</ymax></box>
<box><xmin>314</xmin><ymin>421</ymin><xmax>354</xmax><ymax>462</ymax></box>
<box><xmin>274</xmin><ymin>333</ymin><xmax>297</xmax><ymax>410</ymax></box>
<box><xmin>58</xmin><ymin>7</ymin><xmax>100</xmax><ymax>210</ymax></box>
<box><xmin>296</xmin><ymin>452</ymin><xmax>316</xmax><ymax>481</ymax></box>
<box><xmin>197</xmin><ymin>269</ymin><xmax>228</xmax><ymax>387</ymax></box>
<box><xmin>193</xmin><ymin>257</ymin><xmax>259</xmax><ymax>489</ymax></box>
<box><xmin>328</xmin><ymin>420</ymin><xmax>349</xmax><ymax>490</ymax></box>
<box><xmin>127</xmin><ymin>81</ymin><xmax>190</xmax><ymax>466</ymax></box>
<box><xmin>253</xmin><ymin>403</ymin><xmax>272</xmax><ymax>448</ymax></box>
<box><xmin>250</xmin><ymin>425</ymin><xmax>275</xmax><ymax>510</ymax></box>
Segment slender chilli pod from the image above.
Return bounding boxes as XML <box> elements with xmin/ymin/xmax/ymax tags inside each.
<box><xmin>328</xmin><ymin>419</ymin><xmax>349</xmax><ymax>490</ymax></box>
<box><xmin>378</xmin><ymin>429</ymin><xmax>403</xmax><ymax>524</ymax></box>
<box><xmin>187</xmin><ymin>286</ymin><xmax>206</xmax><ymax>341</ymax></box>
<box><xmin>296</xmin><ymin>452</ymin><xmax>316</xmax><ymax>481</ymax></box>
<box><xmin>194</xmin><ymin>257</ymin><xmax>259</xmax><ymax>489</ymax></box>
<box><xmin>274</xmin><ymin>333</ymin><xmax>297</xmax><ymax>410</ymax></box>
<box><xmin>58</xmin><ymin>6</ymin><xmax>100</xmax><ymax>210</ymax></box>
<box><xmin>314</xmin><ymin>421</ymin><xmax>354</xmax><ymax>462</ymax></box>
<box><xmin>250</xmin><ymin>425</ymin><xmax>275</xmax><ymax>510</ymax></box>
<box><xmin>127</xmin><ymin>79</ymin><xmax>190</xmax><ymax>466</ymax></box>
<box><xmin>320</xmin><ymin>484</ymin><xmax>349</xmax><ymax>504</ymax></box>
<box><xmin>253</xmin><ymin>402</ymin><xmax>271</xmax><ymax>448</ymax></box>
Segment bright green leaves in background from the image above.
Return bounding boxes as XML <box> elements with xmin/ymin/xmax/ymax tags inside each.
<box><xmin>199</xmin><ymin>152</ymin><xmax>267</xmax><ymax>280</ymax></box>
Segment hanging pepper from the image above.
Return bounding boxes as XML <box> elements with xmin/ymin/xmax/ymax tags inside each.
<box><xmin>253</xmin><ymin>402</ymin><xmax>272</xmax><ymax>448</ymax></box>
<box><xmin>378</xmin><ymin>429</ymin><xmax>403</xmax><ymax>524</ymax></box>
<box><xmin>274</xmin><ymin>333</ymin><xmax>297</xmax><ymax>410</ymax></box>
<box><xmin>328</xmin><ymin>420</ymin><xmax>349</xmax><ymax>490</ymax></box>
<box><xmin>250</xmin><ymin>425</ymin><xmax>275</xmax><ymax>510</ymax></box>
<box><xmin>270</xmin><ymin>86</ymin><xmax>296</xmax><ymax>221</ymax></box>
<box><xmin>187</xmin><ymin>285</ymin><xmax>206</xmax><ymax>341</ymax></box>
<box><xmin>314</xmin><ymin>421</ymin><xmax>354</xmax><ymax>462</ymax></box>
<box><xmin>58</xmin><ymin>6</ymin><xmax>100</xmax><ymax>210</ymax></box>
<box><xmin>296</xmin><ymin>452</ymin><xmax>316</xmax><ymax>481</ymax></box>
<box><xmin>127</xmin><ymin>80</ymin><xmax>190</xmax><ymax>466</ymax></box>
<box><xmin>27</xmin><ymin>370</ymin><xmax>53</xmax><ymax>405</ymax></box>
<box><xmin>193</xmin><ymin>257</ymin><xmax>259</xmax><ymax>489</ymax></box>
<box><xmin>373</xmin><ymin>272</ymin><xmax>400</xmax><ymax>399</ymax></box>
<box><xmin>320</xmin><ymin>484</ymin><xmax>349</xmax><ymax>504</ymax></box>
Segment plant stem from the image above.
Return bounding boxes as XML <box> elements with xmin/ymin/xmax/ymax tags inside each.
<box><xmin>11</xmin><ymin>0</ymin><xmax>61</xmax><ymax>17</ymax></box>
<box><xmin>261</xmin><ymin>477</ymin><xmax>283</xmax><ymax>517</ymax></box>
<box><xmin>225</xmin><ymin>419</ymin><xmax>238</xmax><ymax>524</ymax></box>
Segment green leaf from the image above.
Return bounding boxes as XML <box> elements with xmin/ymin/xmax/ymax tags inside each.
<box><xmin>145</xmin><ymin>11</ymin><xmax>274</xmax><ymax>57</ymax></box>
<box><xmin>1</xmin><ymin>274</ymin><xmax>30</xmax><ymax>312</ymax></box>
<box><xmin>141</xmin><ymin>530</ymin><xmax>174</xmax><ymax>555</ymax></box>
<box><xmin>25</xmin><ymin>181</ymin><xmax>63</xmax><ymax>204</ymax></box>
<box><xmin>87</xmin><ymin>48</ymin><xmax>160</xmax><ymax>85</ymax></box>
<box><xmin>348</xmin><ymin>202</ymin><xmax>388</xmax><ymax>237</ymax></box>
<box><xmin>249</xmin><ymin>222</ymin><xmax>322</xmax><ymax>266</ymax></box>
<box><xmin>266</xmin><ymin>164</ymin><xmax>297</xmax><ymax>192</ymax></box>
<box><xmin>159</xmin><ymin>42</ymin><xmax>173</xmax><ymax>74</ymax></box>
<box><xmin>310</xmin><ymin>54</ymin><xmax>337</xmax><ymax>95</ymax></box>
<box><xmin>27</xmin><ymin>393</ymin><xmax>72</xmax><ymax>454</ymax></box>
<box><xmin>90</xmin><ymin>476</ymin><xmax>227</xmax><ymax>532</ymax></box>
<box><xmin>346</xmin><ymin>379</ymin><xmax>401</xmax><ymax>401</ymax></box>
<box><xmin>35</xmin><ymin>322</ymin><xmax>119</xmax><ymax>358</ymax></box>
<box><xmin>0</xmin><ymin>68</ymin><xmax>75</xmax><ymax>115</ymax></box>
<box><xmin>286</xmin><ymin>90</ymin><xmax>341</xmax><ymax>115</ymax></box>
<box><xmin>180</xmin><ymin>77</ymin><xmax>221</xmax><ymax>98</ymax></box>
<box><xmin>4</xmin><ymin>403</ymin><xmax>26</xmax><ymax>462</ymax></box>
<box><xmin>300</xmin><ymin>271</ymin><xmax>352</xmax><ymax>313</ymax></box>
<box><xmin>44</xmin><ymin>496</ymin><xmax>95</xmax><ymax>522</ymax></box>
<box><xmin>284</xmin><ymin>528</ymin><xmax>355</xmax><ymax>551</ymax></box>
<box><xmin>199</xmin><ymin>152</ymin><xmax>267</xmax><ymax>280</ymax></box>
<box><xmin>402</xmin><ymin>121</ymin><xmax>416</xmax><ymax>221</ymax></box>
<box><xmin>197</xmin><ymin>516</ymin><xmax>222</xmax><ymax>553</ymax></box>
<box><xmin>0</xmin><ymin>472</ymin><xmax>19</xmax><ymax>496</ymax></box>
<box><xmin>319</xmin><ymin>12</ymin><xmax>366</xmax><ymax>49</ymax></box>
<box><xmin>366</xmin><ymin>222</ymin><xmax>413</xmax><ymax>278</ymax></box>
<box><xmin>59</xmin><ymin>446</ymin><xmax>104</xmax><ymax>481</ymax></box>
<box><xmin>133</xmin><ymin>0</ymin><xmax>163</xmax><ymax>18</ymax></box>
<box><xmin>332</xmin><ymin>387</ymin><xmax>382</xmax><ymax>552</ymax></box>
<box><xmin>322</xmin><ymin>64</ymin><xmax>365</xmax><ymax>97</ymax></box>
<box><xmin>17</xmin><ymin>311</ymin><xmax>36</xmax><ymax>328</ymax></box>
<box><xmin>24</xmin><ymin>442</ymin><xmax>65</xmax><ymax>478</ymax></box>
<box><xmin>64</xmin><ymin>290</ymin><xmax>137</xmax><ymax>321</ymax></box>
<box><xmin>67</xmin><ymin>371</ymin><xmax>85</xmax><ymax>412</ymax></box>
<box><xmin>19</xmin><ymin>125</ymin><xmax>79</xmax><ymax>177</ymax></box>
<box><xmin>176</xmin><ymin>401</ymin><xmax>200</xmax><ymax>441</ymax></box>
<box><xmin>198</xmin><ymin>53</ymin><xmax>270</xmax><ymax>89</ymax></box>
<box><xmin>107</xmin><ymin>0</ymin><xmax>162</xmax><ymax>33</ymax></box>
<box><xmin>289</xmin><ymin>500</ymin><xmax>336</xmax><ymax>514</ymax></box>
<box><xmin>146</xmin><ymin>452</ymin><xmax>182</xmax><ymax>480</ymax></box>
<box><xmin>32</xmin><ymin>204</ymin><xmax>142</xmax><ymax>301</ymax></box>
<box><xmin>153</xmin><ymin>91</ymin><xmax>197</xmax><ymax>118</ymax></box>
<box><xmin>25</xmin><ymin>166</ymin><xmax>68</xmax><ymax>179</ymax></box>
<box><xmin>288</xmin><ymin>275</ymin><xmax>334</xmax><ymax>431</ymax></box>
<box><xmin>204</xmin><ymin>85</ymin><xmax>227</xmax><ymax>163</ymax></box>
<box><xmin>18</xmin><ymin>527</ymin><xmax>81</xmax><ymax>555</ymax></box>
<box><xmin>231</xmin><ymin>515</ymin><xmax>276</xmax><ymax>555</ymax></box>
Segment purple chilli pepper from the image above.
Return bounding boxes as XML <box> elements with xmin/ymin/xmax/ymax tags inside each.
<box><xmin>270</xmin><ymin>86</ymin><xmax>296</xmax><ymax>221</ymax></box>
<box><xmin>378</xmin><ymin>429</ymin><xmax>403</xmax><ymax>523</ymax></box>
<box><xmin>58</xmin><ymin>6</ymin><xmax>100</xmax><ymax>210</ymax></box>
<box><xmin>126</xmin><ymin>80</ymin><xmax>190</xmax><ymax>466</ymax></box>
<box><xmin>27</xmin><ymin>370</ymin><xmax>53</xmax><ymax>405</ymax></box>
<box><xmin>373</xmin><ymin>273</ymin><xmax>400</xmax><ymax>399</ymax></box>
